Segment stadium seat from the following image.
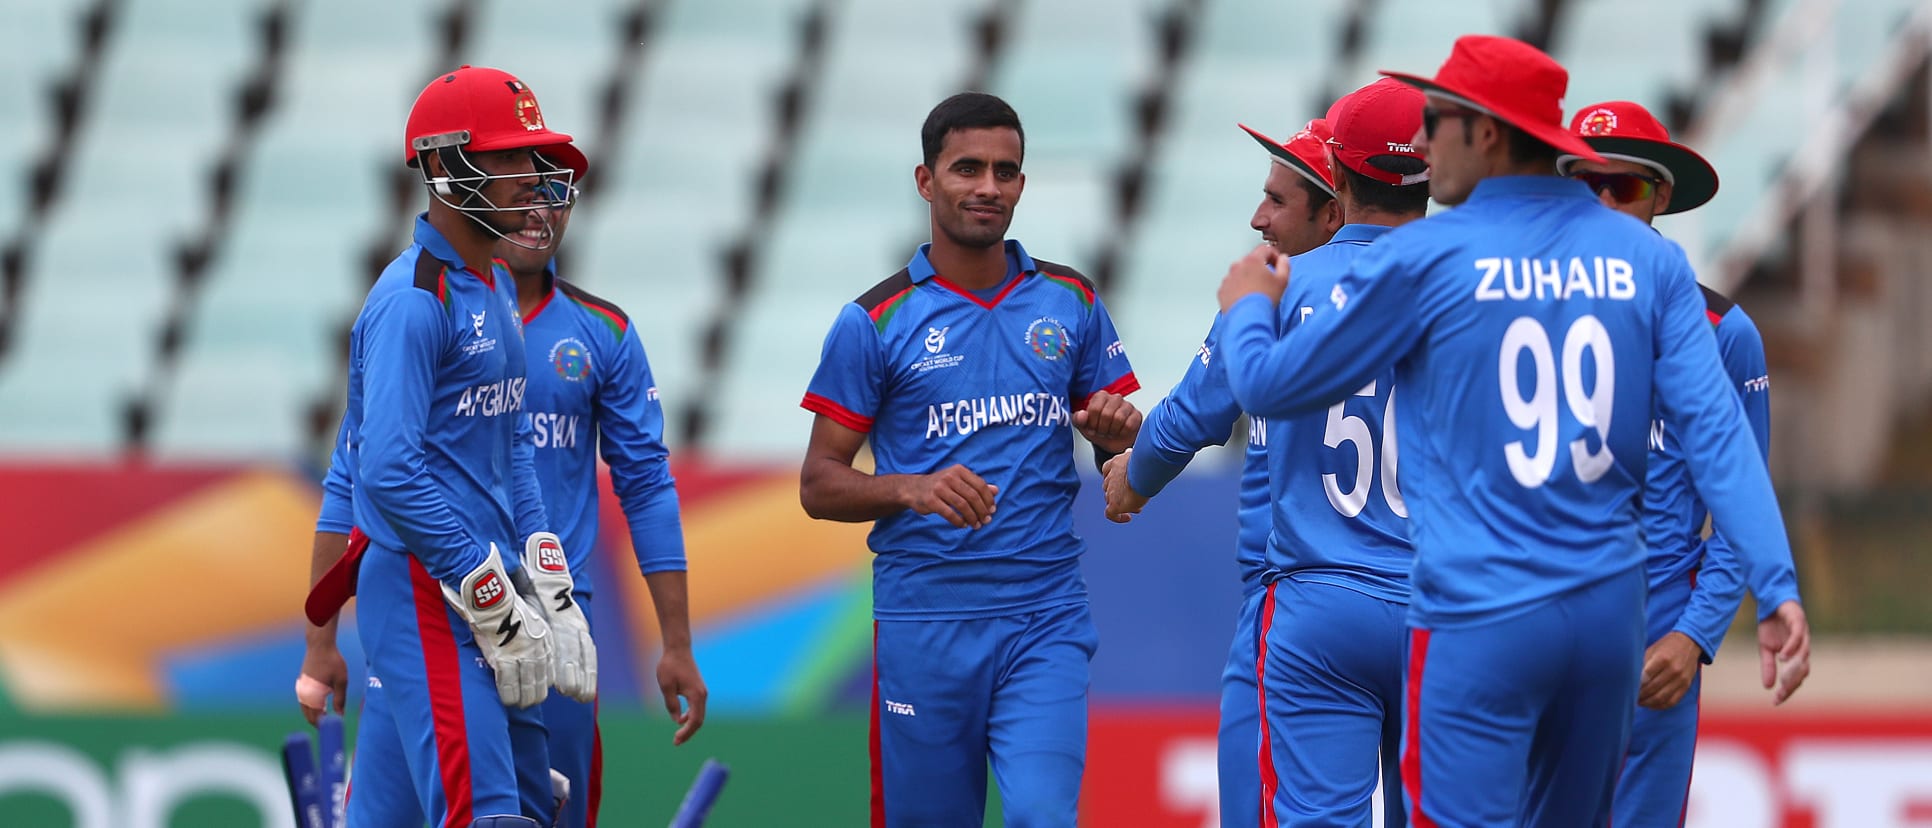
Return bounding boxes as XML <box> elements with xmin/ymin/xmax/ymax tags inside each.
<box><xmin>990</xmin><ymin>0</ymin><xmax>1158</xmax><ymax>165</ymax></box>
<box><xmin>706</xmin><ymin>293</ymin><xmax>848</xmax><ymax>461</ymax></box>
<box><xmin>1554</xmin><ymin>0</ymin><xmax>1707</xmax><ymax>111</ymax></box>
<box><xmin>149</xmin><ymin>350</ymin><xmax>309</xmax><ymax>460</ymax></box>
<box><xmin>459</xmin><ymin>0</ymin><xmax>629</xmax><ymax>133</ymax></box>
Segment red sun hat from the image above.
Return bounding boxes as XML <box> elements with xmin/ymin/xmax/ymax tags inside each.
<box><xmin>1325</xmin><ymin>78</ymin><xmax>1429</xmax><ymax>185</ymax></box>
<box><xmin>1380</xmin><ymin>35</ymin><xmax>1604</xmax><ymax>165</ymax></box>
<box><xmin>1561</xmin><ymin>100</ymin><xmax>1719</xmax><ymax>214</ymax></box>
<box><xmin>1239</xmin><ymin>118</ymin><xmax>1338</xmax><ymax>198</ymax></box>
<box><xmin>404</xmin><ymin>65</ymin><xmax>590</xmax><ymax>181</ymax></box>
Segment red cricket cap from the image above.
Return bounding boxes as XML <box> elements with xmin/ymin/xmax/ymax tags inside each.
<box><xmin>403</xmin><ymin>65</ymin><xmax>589</xmax><ymax>180</ymax></box>
<box><xmin>1380</xmin><ymin>35</ymin><xmax>1604</xmax><ymax>165</ymax></box>
<box><xmin>1239</xmin><ymin>118</ymin><xmax>1337</xmax><ymax>198</ymax></box>
<box><xmin>1562</xmin><ymin>100</ymin><xmax>1719</xmax><ymax>214</ymax></box>
<box><xmin>1325</xmin><ymin>78</ymin><xmax>1429</xmax><ymax>186</ymax></box>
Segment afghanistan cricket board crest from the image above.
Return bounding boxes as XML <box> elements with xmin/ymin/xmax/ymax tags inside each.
<box><xmin>1026</xmin><ymin>317</ymin><xmax>1067</xmax><ymax>361</ymax></box>
<box><xmin>549</xmin><ymin>337</ymin><xmax>591</xmax><ymax>382</ymax></box>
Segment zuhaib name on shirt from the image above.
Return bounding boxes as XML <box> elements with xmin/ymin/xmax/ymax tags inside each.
<box><xmin>1472</xmin><ymin>257</ymin><xmax>1637</xmax><ymax>303</ymax></box>
<box><xmin>926</xmin><ymin>392</ymin><xmax>1069</xmax><ymax>438</ymax></box>
<box><xmin>455</xmin><ymin>377</ymin><xmax>526</xmax><ymax>417</ymax></box>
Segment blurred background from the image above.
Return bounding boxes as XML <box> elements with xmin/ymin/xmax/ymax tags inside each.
<box><xmin>0</xmin><ymin>0</ymin><xmax>1928</xmax><ymax>825</ymax></box>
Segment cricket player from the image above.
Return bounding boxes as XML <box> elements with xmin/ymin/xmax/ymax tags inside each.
<box><xmin>498</xmin><ymin>178</ymin><xmax>709</xmax><ymax>827</ymax></box>
<box><xmin>797</xmin><ymin>92</ymin><xmax>1141</xmax><ymax>827</ymax></box>
<box><xmin>299</xmin><ymin>65</ymin><xmax>597</xmax><ymax>828</ymax></box>
<box><xmin>1210</xmin><ymin>78</ymin><xmax>1429</xmax><ymax>827</ymax></box>
<box><xmin>1097</xmin><ymin>116</ymin><xmax>1340</xmax><ymax>828</ymax></box>
<box><xmin>1213</xmin><ymin>36</ymin><xmax>1810</xmax><ymax>827</ymax></box>
<box><xmin>1558</xmin><ymin>100</ymin><xmax>1768</xmax><ymax>828</ymax></box>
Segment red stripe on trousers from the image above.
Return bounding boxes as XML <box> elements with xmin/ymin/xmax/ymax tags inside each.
<box><xmin>410</xmin><ymin>557</ymin><xmax>475</xmax><ymax>828</ymax></box>
<box><xmin>1256</xmin><ymin>582</ymin><xmax>1280</xmax><ymax>828</ymax></box>
<box><xmin>1403</xmin><ymin>628</ymin><xmax>1437</xmax><ymax>828</ymax></box>
<box><xmin>589</xmin><ymin>701</ymin><xmax>604</xmax><ymax>827</ymax></box>
<box><xmin>871</xmin><ymin>622</ymin><xmax>886</xmax><ymax>827</ymax></box>
<box><xmin>1676</xmin><ymin>689</ymin><xmax>1700</xmax><ymax>828</ymax></box>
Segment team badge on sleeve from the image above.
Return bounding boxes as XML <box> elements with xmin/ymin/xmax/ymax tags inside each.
<box><xmin>1025</xmin><ymin>317</ymin><xmax>1066</xmax><ymax>361</ymax></box>
<box><xmin>549</xmin><ymin>337</ymin><xmax>591</xmax><ymax>381</ymax></box>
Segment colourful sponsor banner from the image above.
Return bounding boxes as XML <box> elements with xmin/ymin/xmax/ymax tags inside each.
<box><xmin>0</xmin><ymin>712</ymin><xmax>874</xmax><ymax>828</ymax></box>
<box><xmin>5</xmin><ymin>709</ymin><xmax>1931</xmax><ymax>826</ymax></box>
<box><xmin>1080</xmin><ymin>708</ymin><xmax>1932</xmax><ymax>828</ymax></box>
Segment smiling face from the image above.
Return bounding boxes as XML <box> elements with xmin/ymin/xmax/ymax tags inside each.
<box><xmin>916</xmin><ymin>126</ymin><xmax>1025</xmax><ymax>251</ymax></box>
<box><xmin>1251</xmin><ymin>162</ymin><xmax>1339</xmax><ymax>256</ymax></box>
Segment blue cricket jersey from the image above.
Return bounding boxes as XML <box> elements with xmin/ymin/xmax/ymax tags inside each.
<box><xmin>319</xmin><ymin>215</ymin><xmax>550</xmax><ymax>585</ymax></box>
<box><xmin>514</xmin><ymin>262</ymin><xmax>687</xmax><ymax>595</ymax></box>
<box><xmin>801</xmin><ymin>240</ymin><xmax>1139</xmax><ymax>620</ymax></box>
<box><xmin>1220</xmin><ymin>178</ymin><xmax>1799</xmax><ymax>628</ymax></box>
<box><xmin>1643</xmin><ymin>286</ymin><xmax>1770</xmax><ymax>658</ymax></box>
<box><xmin>1223</xmin><ymin>224</ymin><xmax>1412</xmax><ymax>603</ymax></box>
<box><xmin>1124</xmin><ymin>311</ymin><xmax>1272</xmax><ymax>590</ymax></box>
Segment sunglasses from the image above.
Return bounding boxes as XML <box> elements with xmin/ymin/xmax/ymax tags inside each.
<box><xmin>1422</xmin><ymin>105</ymin><xmax>1480</xmax><ymax>139</ymax></box>
<box><xmin>1570</xmin><ymin>171</ymin><xmax>1663</xmax><ymax>204</ymax></box>
<box><xmin>537</xmin><ymin>179</ymin><xmax>578</xmax><ymax>207</ymax></box>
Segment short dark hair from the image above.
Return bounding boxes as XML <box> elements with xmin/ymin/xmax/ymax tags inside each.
<box><xmin>1294</xmin><ymin>175</ymin><xmax>1336</xmax><ymax>219</ymax></box>
<box><xmin>921</xmin><ymin>92</ymin><xmax>1025</xmax><ymax>168</ymax></box>
<box><xmin>1502</xmin><ymin>122</ymin><xmax>1559</xmax><ymax>167</ymax></box>
<box><xmin>1340</xmin><ymin>156</ymin><xmax>1430</xmax><ymax>215</ymax></box>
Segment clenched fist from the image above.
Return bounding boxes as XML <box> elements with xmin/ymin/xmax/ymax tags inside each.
<box><xmin>1075</xmin><ymin>391</ymin><xmax>1142</xmax><ymax>455</ymax></box>
<box><xmin>900</xmin><ymin>464</ymin><xmax>999</xmax><ymax>529</ymax></box>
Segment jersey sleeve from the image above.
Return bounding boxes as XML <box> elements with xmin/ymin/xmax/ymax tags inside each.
<box><xmin>1126</xmin><ymin>313</ymin><xmax>1242</xmax><ymax>498</ymax></box>
<box><xmin>597</xmin><ymin>323</ymin><xmax>687</xmax><ymax>575</ymax></box>
<box><xmin>1673</xmin><ymin>309</ymin><xmax>1772</xmax><ymax>659</ymax></box>
<box><xmin>1652</xmin><ymin>265</ymin><xmax>1798</xmax><ymax>619</ymax></box>
<box><xmin>314</xmin><ymin>410</ymin><xmax>356</xmax><ymax>534</ymax></box>
<box><xmin>1224</xmin><ymin>244</ymin><xmax>1423</xmax><ymax>418</ymax></box>
<box><xmin>1072</xmin><ymin>294</ymin><xmax>1138</xmax><ymax>408</ymax></box>
<box><xmin>801</xmin><ymin>303</ymin><xmax>887</xmax><ymax>432</ymax></box>
<box><xmin>356</xmin><ymin>291</ymin><xmax>495</xmax><ymax>582</ymax></box>
<box><xmin>511</xmin><ymin>401</ymin><xmax>552</xmax><ymax>543</ymax></box>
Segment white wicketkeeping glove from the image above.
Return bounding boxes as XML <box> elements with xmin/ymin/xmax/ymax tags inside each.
<box><xmin>442</xmin><ymin>543</ymin><xmax>553</xmax><ymax>708</ymax></box>
<box><xmin>522</xmin><ymin>532</ymin><xmax>598</xmax><ymax>702</ymax></box>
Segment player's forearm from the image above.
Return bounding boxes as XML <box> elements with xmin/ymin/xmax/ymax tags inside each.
<box><xmin>1673</xmin><ymin>537</ymin><xmax>1746</xmax><ymax>663</ymax></box>
<box><xmin>306</xmin><ymin>531</ymin><xmax>349</xmax><ymax>645</ymax></box>
<box><xmin>1223</xmin><ymin>295</ymin><xmax>1339</xmax><ymax>418</ymax></box>
<box><xmin>643</xmin><ymin>570</ymin><xmax>695</xmax><ymax>652</ymax></box>
<box><xmin>799</xmin><ymin>457</ymin><xmax>913</xmax><ymax>522</ymax></box>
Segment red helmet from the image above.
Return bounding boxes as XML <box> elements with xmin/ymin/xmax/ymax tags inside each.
<box><xmin>403</xmin><ymin>65</ymin><xmax>589</xmax><ymax>182</ymax></box>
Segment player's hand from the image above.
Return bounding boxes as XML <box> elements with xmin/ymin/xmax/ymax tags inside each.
<box><xmin>1074</xmin><ymin>390</ymin><xmax>1142</xmax><ymax>454</ymax></box>
<box><xmin>520</xmin><ymin>532</ymin><xmax>598</xmax><ymax>703</ymax></box>
<box><xmin>1218</xmin><ymin>244</ymin><xmax>1291</xmax><ymax>313</ymax></box>
<box><xmin>1638</xmin><ymin>631</ymin><xmax>1703</xmax><ymax>710</ymax></box>
<box><xmin>442</xmin><ymin>543</ymin><xmax>554</xmax><ymax>708</ymax></box>
<box><xmin>1757</xmin><ymin>600</ymin><xmax>1811</xmax><ymax>705</ymax></box>
<box><xmin>1101</xmin><ymin>451</ymin><xmax>1150</xmax><ymax>524</ymax></box>
<box><xmin>657</xmin><ymin>646</ymin><xmax>708</xmax><ymax>746</ymax></box>
<box><xmin>901</xmin><ymin>464</ymin><xmax>998</xmax><ymax>529</ymax></box>
<box><xmin>296</xmin><ymin>642</ymin><xmax>349</xmax><ymax>727</ymax></box>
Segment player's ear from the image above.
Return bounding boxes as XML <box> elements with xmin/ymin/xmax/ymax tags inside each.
<box><xmin>1653</xmin><ymin>180</ymin><xmax>1673</xmax><ymax>215</ymax></box>
<box><xmin>1011</xmin><ymin>170</ymin><xmax>1024</xmax><ymax>205</ymax></box>
<box><xmin>914</xmin><ymin>162</ymin><xmax>935</xmax><ymax>204</ymax></box>
<box><xmin>1318</xmin><ymin>198</ymin><xmax>1343</xmax><ymax>235</ymax></box>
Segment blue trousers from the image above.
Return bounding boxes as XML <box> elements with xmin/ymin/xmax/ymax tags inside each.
<box><xmin>347</xmin><ymin>546</ymin><xmax>555</xmax><ymax>827</ymax></box>
<box><xmin>871</xmin><ymin>601</ymin><xmax>1099</xmax><ymax>828</ymax></box>
<box><xmin>1218</xmin><ymin>586</ymin><xmax>1265</xmax><ymax>828</ymax></box>
<box><xmin>1401</xmin><ymin>566</ymin><xmax>1645</xmax><ymax>828</ymax></box>
<box><xmin>1612</xmin><ymin>571</ymin><xmax>1702</xmax><ymax>828</ymax></box>
<box><xmin>1259</xmin><ymin>578</ymin><xmax>1406</xmax><ymax>828</ymax></box>
<box><xmin>540</xmin><ymin>592</ymin><xmax>599</xmax><ymax>827</ymax></box>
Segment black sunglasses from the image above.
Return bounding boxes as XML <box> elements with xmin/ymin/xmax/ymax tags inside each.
<box><xmin>1570</xmin><ymin>171</ymin><xmax>1664</xmax><ymax>204</ymax></box>
<box><xmin>1422</xmin><ymin>105</ymin><xmax>1480</xmax><ymax>139</ymax></box>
